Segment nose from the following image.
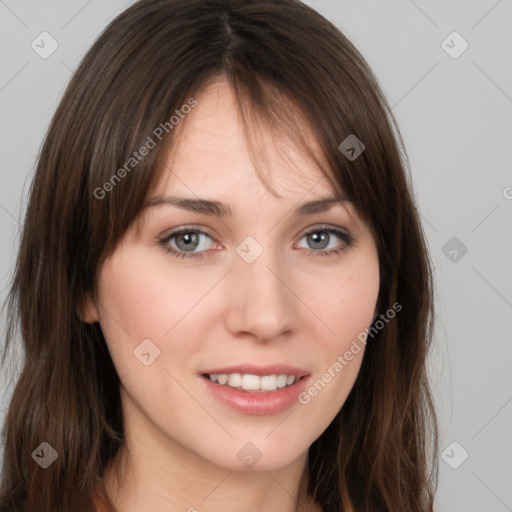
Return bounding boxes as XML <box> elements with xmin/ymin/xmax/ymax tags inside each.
<box><xmin>224</xmin><ymin>243</ymin><xmax>295</xmax><ymax>343</ymax></box>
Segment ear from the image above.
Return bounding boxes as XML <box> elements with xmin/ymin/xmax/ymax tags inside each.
<box><xmin>80</xmin><ymin>290</ymin><xmax>100</xmax><ymax>323</ymax></box>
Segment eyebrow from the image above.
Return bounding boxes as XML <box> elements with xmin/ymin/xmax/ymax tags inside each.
<box><xmin>143</xmin><ymin>195</ymin><xmax>351</xmax><ymax>217</ymax></box>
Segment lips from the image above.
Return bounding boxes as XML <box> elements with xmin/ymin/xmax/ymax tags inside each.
<box><xmin>199</xmin><ymin>364</ymin><xmax>310</xmax><ymax>415</ymax></box>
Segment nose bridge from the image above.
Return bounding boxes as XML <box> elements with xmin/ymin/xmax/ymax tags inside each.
<box><xmin>225</xmin><ymin>236</ymin><xmax>294</xmax><ymax>341</ymax></box>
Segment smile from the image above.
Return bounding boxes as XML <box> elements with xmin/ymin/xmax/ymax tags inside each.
<box><xmin>200</xmin><ymin>365</ymin><xmax>310</xmax><ymax>415</ymax></box>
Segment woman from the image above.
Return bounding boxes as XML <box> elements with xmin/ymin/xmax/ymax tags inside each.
<box><xmin>0</xmin><ymin>0</ymin><xmax>438</xmax><ymax>510</ymax></box>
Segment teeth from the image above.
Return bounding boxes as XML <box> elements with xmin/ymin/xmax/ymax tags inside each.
<box><xmin>207</xmin><ymin>372</ymin><xmax>298</xmax><ymax>391</ymax></box>
<box><xmin>261</xmin><ymin>375</ymin><xmax>277</xmax><ymax>390</ymax></box>
<box><xmin>228</xmin><ymin>373</ymin><xmax>242</xmax><ymax>387</ymax></box>
<box><xmin>242</xmin><ymin>374</ymin><xmax>260</xmax><ymax>390</ymax></box>
<box><xmin>276</xmin><ymin>374</ymin><xmax>287</xmax><ymax>388</ymax></box>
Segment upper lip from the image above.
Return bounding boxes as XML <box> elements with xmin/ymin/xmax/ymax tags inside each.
<box><xmin>201</xmin><ymin>364</ymin><xmax>310</xmax><ymax>379</ymax></box>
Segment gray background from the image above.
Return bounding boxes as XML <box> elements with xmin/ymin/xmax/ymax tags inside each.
<box><xmin>1</xmin><ymin>1</ymin><xmax>511</xmax><ymax>510</ymax></box>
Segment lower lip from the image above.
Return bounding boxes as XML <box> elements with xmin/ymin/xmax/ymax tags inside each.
<box><xmin>201</xmin><ymin>375</ymin><xmax>310</xmax><ymax>415</ymax></box>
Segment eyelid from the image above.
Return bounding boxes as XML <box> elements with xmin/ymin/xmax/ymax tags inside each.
<box><xmin>158</xmin><ymin>224</ymin><xmax>218</xmax><ymax>241</ymax></box>
<box><xmin>296</xmin><ymin>223</ymin><xmax>351</xmax><ymax>239</ymax></box>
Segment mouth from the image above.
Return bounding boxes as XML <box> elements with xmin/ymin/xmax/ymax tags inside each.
<box><xmin>199</xmin><ymin>364</ymin><xmax>310</xmax><ymax>415</ymax></box>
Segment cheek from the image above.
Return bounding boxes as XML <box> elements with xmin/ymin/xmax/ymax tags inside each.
<box><xmin>95</xmin><ymin>248</ymin><xmax>206</xmax><ymax>372</ymax></box>
<box><xmin>98</xmin><ymin>246</ymin><xmax>212</xmax><ymax>329</ymax></box>
<box><xmin>313</xmin><ymin>245</ymin><xmax>380</xmax><ymax>351</ymax></box>
<box><xmin>299</xmin><ymin>244</ymin><xmax>379</xmax><ymax>409</ymax></box>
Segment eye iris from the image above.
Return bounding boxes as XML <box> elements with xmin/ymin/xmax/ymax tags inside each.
<box><xmin>308</xmin><ymin>231</ymin><xmax>328</xmax><ymax>250</ymax></box>
<box><xmin>176</xmin><ymin>232</ymin><xmax>199</xmax><ymax>251</ymax></box>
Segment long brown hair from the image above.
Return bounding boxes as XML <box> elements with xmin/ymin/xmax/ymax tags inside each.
<box><xmin>0</xmin><ymin>1</ymin><xmax>438</xmax><ymax>510</ymax></box>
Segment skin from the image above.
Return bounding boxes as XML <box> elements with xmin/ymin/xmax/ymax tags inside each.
<box><xmin>83</xmin><ymin>77</ymin><xmax>380</xmax><ymax>512</ymax></box>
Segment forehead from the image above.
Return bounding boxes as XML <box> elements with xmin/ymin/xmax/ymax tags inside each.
<box><xmin>151</xmin><ymin>76</ymin><xmax>339</xmax><ymax>201</ymax></box>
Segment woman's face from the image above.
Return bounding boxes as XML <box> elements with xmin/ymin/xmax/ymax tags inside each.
<box><xmin>84</xmin><ymin>77</ymin><xmax>380</xmax><ymax>472</ymax></box>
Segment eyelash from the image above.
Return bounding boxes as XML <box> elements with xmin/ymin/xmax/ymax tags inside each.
<box><xmin>156</xmin><ymin>225</ymin><xmax>355</xmax><ymax>261</ymax></box>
